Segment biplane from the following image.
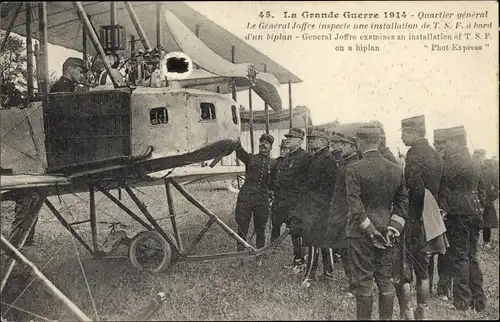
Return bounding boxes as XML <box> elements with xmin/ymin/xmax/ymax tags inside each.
<box><xmin>0</xmin><ymin>2</ymin><xmax>302</xmax><ymax>320</ymax></box>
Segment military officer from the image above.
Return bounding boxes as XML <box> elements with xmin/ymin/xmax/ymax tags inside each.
<box><xmin>346</xmin><ymin>125</ymin><xmax>409</xmax><ymax>320</ymax></box>
<box><xmin>274</xmin><ymin>128</ymin><xmax>312</xmax><ymax>273</ymax></box>
<box><xmin>400</xmin><ymin>115</ymin><xmax>447</xmax><ymax>319</ymax></box>
<box><xmin>234</xmin><ymin>134</ymin><xmax>276</xmax><ymax>261</ymax></box>
<box><xmin>473</xmin><ymin>150</ymin><xmax>499</xmax><ymax>248</ymax></box>
<box><xmin>50</xmin><ymin>57</ymin><xmax>87</xmax><ymax>93</ymax></box>
<box><xmin>290</xmin><ymin>131</ymin><xmax>338</xmax><ymax>287</ymax></box>
<box><xmin>432</xmin><ymin>128</ymin><xmax>453</xmax><ymax>301</ymax></box>
<box><xmin>438</xmin><ymin>126</ymin><xmax>486</xmax><ymax>311</ymax></box>
<box><xmin>270</xmin><ymin>139</ymin><xmax>290</xmax><ymax>242</ymax></box>
<box><xmin>328</xmin><ymin>133</ymin><xmax>359</xmax><ymax>297</ymax></box>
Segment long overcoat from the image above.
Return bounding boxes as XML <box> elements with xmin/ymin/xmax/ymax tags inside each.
<box><xmin>290</xmin><ymin>147</ymin><xmax>338</xmax><ymax>246</ymax></box>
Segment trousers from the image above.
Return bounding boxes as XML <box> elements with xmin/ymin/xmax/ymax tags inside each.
<box><xmin>447</xmin><ymin>215</ymin><xmax>486</xmax><ymax>310</ymax></box>
<box><xmin>235</xmin><ymin>195</ymin><xmax>269</xmax><ymax>250</ymax></box>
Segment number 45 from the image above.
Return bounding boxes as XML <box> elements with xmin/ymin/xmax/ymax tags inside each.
<box><xmin>259</xmin><ymin>11</ymin><xmax>272</xmax><ymax>18</ymax></box>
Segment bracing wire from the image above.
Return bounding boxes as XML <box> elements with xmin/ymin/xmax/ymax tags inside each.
<box><xmin>0</xmin><ymin>301</ymin><xmax>55</xmax><ymax>322</ymax></box>
<box><xmin>58</xmin><ymin>196</ymin><xmax>100</xmax><ymax>321</ymax></box>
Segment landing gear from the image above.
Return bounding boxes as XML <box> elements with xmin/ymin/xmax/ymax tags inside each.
<box><xmin>128</xmin><ymin>231</ymin><xmax>172</xmax><ymax>273</ymax></box>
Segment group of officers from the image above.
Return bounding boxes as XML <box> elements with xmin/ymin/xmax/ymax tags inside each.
<box><xmin>233</xmin><ymin>115</ymin><xmax>499</xmax><ymax>320</ymax></box>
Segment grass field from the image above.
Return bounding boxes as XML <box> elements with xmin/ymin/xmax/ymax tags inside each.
<box><xmin>1</xmin><ymin>182</ymin><xmax>499</xmax><ymax>321</ymax></box>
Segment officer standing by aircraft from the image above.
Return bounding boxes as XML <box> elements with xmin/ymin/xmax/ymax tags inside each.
<box><xmin>399</xmin><ymin>115</ymin><xmax>447</xmax><ymax>320</ymax></box>
<box><xmin>327</xmin><ymin>132</ymin><xmax>359</xmax><ymax>297</ymax></box>
<box><xmin>345</xmin><ymin>125</ymin><xmax>408</xmax><ymax>320</ymax></box>
<box><xmin>50</xmin><ymin>57</ymin><xmax>88</xmax><ymax>93</ymax></box>
<box><xmin>233</xmin><ymin>134</ymin><xmax>277</xmax><ymax>266</ymax></box>
<box><xmin>291</xmin><ymin>131</ymin><xmax>338</xmax><ymax>288</ymax></box>
<box><xmin>438</xmin><ymin>126</ymin><xmax>486</xmax><ymax>312</ymax></box>
<box><xmin>270</xmin><ymin>139</ymin><xmax>290</xmax><ymax>242</ymax></box>
<box><xmin>274</xmin><ymin>128</ymin><xmax>312</xmax><ymax>273</ymax></box>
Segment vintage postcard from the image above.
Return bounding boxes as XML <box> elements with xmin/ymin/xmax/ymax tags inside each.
<box><xmin>0</xmin><ymin>1</ymin><xmax>498</xmax><ymax>321</ymax></box>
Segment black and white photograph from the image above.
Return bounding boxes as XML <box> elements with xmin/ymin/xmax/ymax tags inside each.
<box><xmin>0</xmin><ymin>1</ymin><xmax>498</xmax><ymax>320</ymax></box>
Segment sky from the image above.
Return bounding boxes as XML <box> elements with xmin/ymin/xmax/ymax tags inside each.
<box><xmin>15</xmin><ymin>1</ymin><xmax>500</xmax><ymax>158</ymax></box>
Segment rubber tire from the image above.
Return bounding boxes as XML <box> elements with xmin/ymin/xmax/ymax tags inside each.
<box><xmin>227</xmin><ymin>176</ymin><xmax>245</xmax><ymax>194</ymax></box>
<box><xmin>128</xmin><ymin>231</ymin><xmax>172</xmax><ymax>273</ymax></box>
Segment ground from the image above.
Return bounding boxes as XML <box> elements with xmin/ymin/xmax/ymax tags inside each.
<box><xmin>1</xmin><ymin>182</ymin><xmax>499</xmax><ymax>321</ymax></box>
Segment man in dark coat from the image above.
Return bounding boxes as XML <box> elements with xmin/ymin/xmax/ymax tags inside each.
<box><xmin>432</xmin><ymin>128</ymin><xmax>453</xmax><ymax>301</ymax></box>
<box><xmin>50</xmin><ymin>57</ymin><xmax>87</xmax><ymax>93</ymax></box>
<box><xmin>328</xmin><ymin>133</ymin><xmax>359</xmax><ymax>296</ymax></box>
<box><xmin>438</xmin><ymin>126</ymin><xmax>487</xmax><ymax>312</ymax></box>
<box><xmin>274</xmin><ymin>128</ymin><xmax>312</xmax><ymax>273</ymax></box>
<box><xmin>270</xmin><ymin>139</ymin><xmax>289</xmax><ymax>242</ymax></box>
<box><xmin>399</xmin><ymin>115</ymin><xmax>446</xmax><ymax>319</ymax></box>
<box><xmin>346</xmin><ymin>125</ymin><xmax>409</xmax><ymax>320</ymax></box>
<box><xmin>234</xmin><ymin>134</ymin><xmax>277</xmax><ymax>261</ymax></box>
<box><xmin>290</xmin><ymin>131</ymin><xmax>338</xmax><ymax>287</ymax></box>
<box><xmin>473</xmin><ymin>151</ymin><xmax>499</xmax><ymax>247</ymax></box>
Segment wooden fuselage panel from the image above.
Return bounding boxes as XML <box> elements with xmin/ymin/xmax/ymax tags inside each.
<box><xmin>0</xmin><ymin>88</ymin><xmax>241</xmax><ymax>175</ymax></box>
<box><xmin>130</xmin><ymin>87</ymin><xmax>240</xmax><ymax>158</ymax></box>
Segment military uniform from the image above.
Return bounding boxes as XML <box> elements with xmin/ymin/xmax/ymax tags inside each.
<box><xmin>234</xmin><ymin>134</ymin><xmax>277</xmax><ymax>250</ymax></box>
<box><xmin>400</xmin><ymin>115</ymin><xmax>446</xmax><ymax>319</ymax></box>
<box><xmin>274</xmin><ymin>128</ymin><xmax>312</xmax><ymax>268</ymax></box>
<box><xmin>49</xmin><ymin>57</ymin><xmax>87</xmax><ymax>93</ymax></box>
<box><xmin>438</xmin><ymin>126</ymin><xmax>486</xmax><ymax>311</ymax></box>
<box><xmin>328</xmin><ymin>135</ymin><xmax>359</xmax><ymax>291</ymax></box>
<box><xmin>480</xmin><ymin>158</ymin><xmax>499</xmax><ymax>243</ymax></box>
<box><xmin>346</xmin><ymin>126</ymin><xmax>409</xmax><ymax>320</ymax></box>
<box><xmin>290</xmin><ymin>131</ymin><xmax>338</xmax><ymax>283</ymax></box>
<box><xmin>270</xmin><ymin>140</ymin><xmax>288</xmax><ymax>242</ymax></box>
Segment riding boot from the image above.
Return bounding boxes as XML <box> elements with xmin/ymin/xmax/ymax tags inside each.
<box><xmin>379</xmin><ymin>292</ymin><xmax>394</xmax><ymax>320</ymax></box>
<box><xmin>395</xmin><ymin>283</ymin><xmax>414</xmax><ymax>320</ymax></box>
<box><xmin>428</xmin><ymin>255</ymin><xmax>434</xmax><ymax>296</ymax></box>
<box><xmin>304</xmin><ymin>245</ymin><xmax>319</xmax><ymax>279</ymax></box>
<box><xmin>356</xmin><ymin>295</ymin><xmax>373</xmax><ymax>320</ymax></box>
<box><xmin>292</xmin><ymin>236</ymin><xmax>305</xmax><ymax>264</ymax></box>
<box><xmin>415</xmin><ymin>279</ymin><xmax>430</xmax><ymax>320</ymax></box>
<box><xmin>321</xmin><ymin>248</ymin><xmax>334</xmax><ymax>274</ymax></box>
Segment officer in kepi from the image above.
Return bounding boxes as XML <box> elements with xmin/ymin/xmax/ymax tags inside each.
<box><xmin>50</xmin><ymin>57</ymin><xmax>88</xmax><ymax>93</ymax></box>
<box><xmin>233</xmin><ymin>133</ymin><xmax>276</xmax><ymax>266</ymax></box>
<box><xmin>438</xmin><ymin>125</ymin><xmax>487</xmax><ymax>312</ymax></box>
<box><xmin>270</xmin><ymin>139</ymin><xmax>290</xmax><ymax>242</ymax></box>
<box><xmin>275</xmin><ymin>127</ymin><xmax>312</xmax><ymax>273</ymax></box>
<box><xmin>398</xmin><ymin>115</ymin><xmax>447</xmax><ymax>320</ymax></box>
<box><xmin>291</xmin><ymin>130</ymin><xmax>338</xmax><ymax>288</ymax></box>
<box><xmin>345</xmin><ymin>125</ymin><xmax>409</xmax><ymax>320</ymax></box>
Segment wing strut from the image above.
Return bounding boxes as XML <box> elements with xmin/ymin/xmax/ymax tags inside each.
<box><xmin>0</xmin><ymin>3</ymin><xmax>23</xmax><ymax>52</ymax></box>
<box><xmin>0</xmin><ymin>235</ymin><xmax>92</xmax><ymax>321</ymax></box>
<box><xmin>72</xmin><ymin>1</ymin><xmax>119</xmax><ymax>88</ymax></box>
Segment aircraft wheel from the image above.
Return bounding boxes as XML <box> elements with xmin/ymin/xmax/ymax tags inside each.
<box><xmin>128</xmin><ymin>231</ymin><xmax>172</xmax><ymax>273</ymax></box>
<box><xmin>227</xmin><ymin>175</ymin><xmax>245</xmax><ymax>193</ymax></box>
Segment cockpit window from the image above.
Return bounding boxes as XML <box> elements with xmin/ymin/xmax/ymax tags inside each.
<box><xmin>200</xmin><ymin>102</ymin><xmax>216</xmax><ymax>120</ymax></box>
<box><xmin>150</xmin><ymin>107</ymin><xmax>169</xmax><ymax>125</ymax></box>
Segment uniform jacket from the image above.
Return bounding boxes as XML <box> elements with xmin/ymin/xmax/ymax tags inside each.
<box><xmin>346</xmin><ymin>150</ymin><xmax>409</xmax><ymax>238</ymax></box>
<box><xmin>328</xmin><ymin>152</ymin><xmax>359</xmax><ymax>248</ymax></box>
<box><xmin>482</xmin><ymin>162</ymin><xmax>499</xmax><ymax>228</ymax></box>
<box><xmin>404</xmin><ymin>138</ymin><xmax>445</xmax><ymax>252</ymax></box>
<box><xmin>235</xmin><ymin>145</ymin><xmax>278</xmax><ymax>202</ymax></box>
<box><xmin>290</xmin><ymin>147</ymin><xmax>338</xmax><ymax>245</ymax></box>
<box><xmin>50</xmin><ymin>76</ymin><xmax>76</xmax><ymax>93</ymax></box>
<box><xmin>275</xmin><ymin>147</ymin><xmax>312</xmax><ymax>208</ymax></box>
<box><xmin>438</xmin><ymin>146</ymin><xmax>479</xmax><ymax>215</ymax></box>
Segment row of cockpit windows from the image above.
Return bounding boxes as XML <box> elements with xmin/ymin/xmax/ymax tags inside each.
<box><xmin>149</xmin><ymin>103</ymin><xmax>239</xmax><ymax>126</ymax></box>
